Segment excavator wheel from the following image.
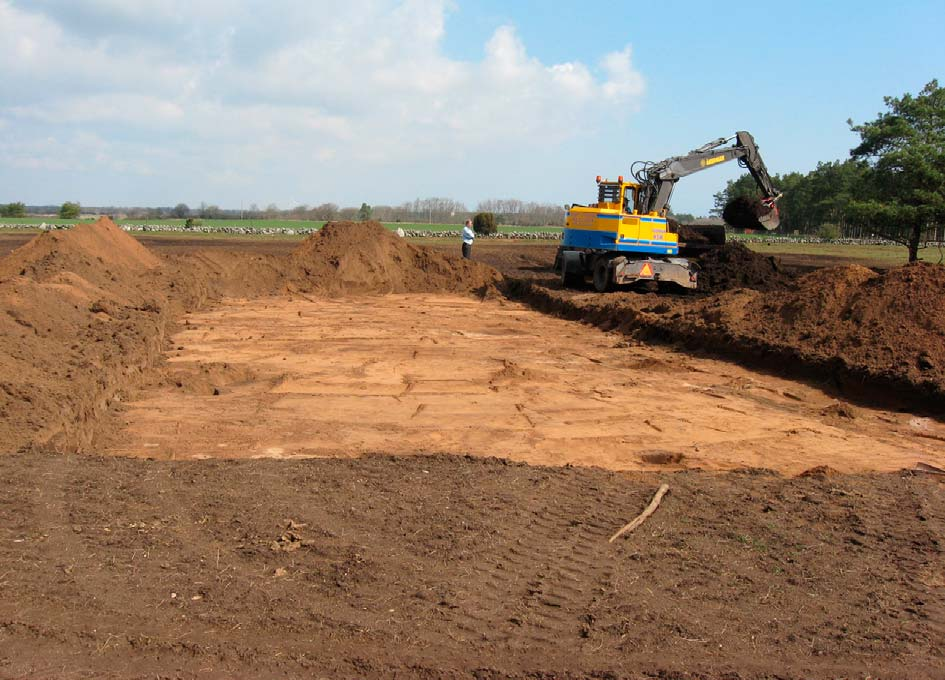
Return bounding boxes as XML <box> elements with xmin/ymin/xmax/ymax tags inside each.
<box><xmin>557</xmin><ymin>249</ymin><xmax>585</xmax><ymax>289</ymax></box>
<box><xmin>562</xmin><ymin>268</ymin><xmax>583</xmax><ymax>289</ymax></box>
<box><xmin>592</xmin><ymin>258</ymin><xmax>613</xmax><ymax>293</ymax></box>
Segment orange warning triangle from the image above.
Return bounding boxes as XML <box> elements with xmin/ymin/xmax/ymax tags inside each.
<box><xmin>639</xmin><ymin>262</ymin><xmax>653</xmax><ymax>277</ymax></box>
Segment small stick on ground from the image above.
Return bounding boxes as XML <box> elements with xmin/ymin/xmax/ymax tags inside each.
<box><xmin>609</xmin><ymin>484</ymin><xmax>670</xmax><ymax>543</ymax></box>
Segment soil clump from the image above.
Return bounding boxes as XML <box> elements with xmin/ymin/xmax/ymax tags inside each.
<box><xmin>290</xmin><ymin>221</ymin><xmax>502</xmax><ymax>295</ymax></box>
<box><xmin>722</xmin><ymin>195</ymin><xmax>772</xmax><ymax>231</ymax></box>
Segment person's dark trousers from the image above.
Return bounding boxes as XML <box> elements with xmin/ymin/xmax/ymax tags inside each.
<box><xmin>462</xmin><ymin>243</ymin><xmax>472</xmax><ymax>259</ymax></box>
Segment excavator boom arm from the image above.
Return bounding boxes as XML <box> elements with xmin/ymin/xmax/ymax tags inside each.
<box><xmin>634</xmin><ymin>131</ymin><xmax>781</xmax><ymax>228</ymax></box>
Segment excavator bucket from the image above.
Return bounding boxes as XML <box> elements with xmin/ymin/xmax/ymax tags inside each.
<box><xmin>757</xmin><ymin>203</ymin><xmax>780</xmax><ymax>231</ymax></box>
<box><xmin>722</xmin><ymin>197</ymin><xmax>781</xmax><ymax>232</ymax></box>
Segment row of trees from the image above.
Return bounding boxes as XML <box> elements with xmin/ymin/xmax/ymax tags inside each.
<box><xmin>0</xmin><ymin>202</ymin><xmax>26</xmax><ymax>217</ymax></box>
<box><xmin>1</xmin><ymin>201</ymin><xmax>81</xmax><ymax>218</ymax></box>
<box><xmin>474</xmin><ymin>199</ymin><xmax>566</xmax><ymax>226</ymax></box>
<box><xmin>110</xmin><ymin>197</ymin><xmax>566</xmax><ymax>226</ymax></box>
<box><xmin>712</xmin><ymin>80</ymin><xmax>944</xmax><ymax>261</ymax></box>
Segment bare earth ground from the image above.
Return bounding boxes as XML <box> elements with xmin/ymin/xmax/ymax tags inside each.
<box><xmin>2</xmin><ymin>450</ymin><xmax>944</xmax><ymax>679</ymax></box>
<box><xmin>108</xmin><ymin>294</ymin><xmax>945</xmax><ymax>474</ymax></box>
<box><xmin>2</xmin><ymin>234</ymin><xmax>945</xmax><ymax>679</ymax></box>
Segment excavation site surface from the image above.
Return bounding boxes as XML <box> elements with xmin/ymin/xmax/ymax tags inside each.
<box><xmin>111</xmin><ymin>293</ymin><xmax>945</xmax><ymax>475</ymax></box>
<box><xmin>2</xmin><ymin>221</ymin><xmax>944</xmax><ymax>679</ymax></box>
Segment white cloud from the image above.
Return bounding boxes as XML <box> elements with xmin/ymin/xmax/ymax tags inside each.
<box><xmin>601</xmin><ymin>46</ymin><xmax>645</xmax><ymax>101</ymax></box>
<box><xmin>0</xmin><ymin>0</ymin><xmax>645</xmax><ymax>205</ymax></box>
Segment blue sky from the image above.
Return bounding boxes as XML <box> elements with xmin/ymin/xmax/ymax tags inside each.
<box><xmin>1</xmin><ymin>0</ymin><xmax>942</xmax><ymax>216</ymax></box>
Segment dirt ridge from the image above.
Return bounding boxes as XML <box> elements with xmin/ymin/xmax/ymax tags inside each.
<box><xmin>507</xmin><ymin>272</ymin><xmax>945</xmax><ymax>414</ymax></box>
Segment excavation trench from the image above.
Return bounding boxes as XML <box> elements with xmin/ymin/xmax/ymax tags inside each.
<box><xmin>106</xmin><ymin>292</ymin><xmax>945</xmax><ymax>474</ymax></box>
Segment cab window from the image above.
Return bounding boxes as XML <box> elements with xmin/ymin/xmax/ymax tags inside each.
<box><xmin>623</xmin><ymin>188</ymin><xmax>637</xmax><ymax>214</ymax></box>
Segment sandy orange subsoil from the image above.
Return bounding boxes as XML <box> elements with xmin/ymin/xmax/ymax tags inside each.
<box><xmin>108</xmin><ymin>293</ymin><xmax>945</xmax><ymax>474</ymax></box>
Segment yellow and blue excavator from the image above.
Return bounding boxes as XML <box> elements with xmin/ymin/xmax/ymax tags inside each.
<box><xmin>555</xmin><ymin>131</ymin><xmax>782</xmax><ymax>291</ymax></box>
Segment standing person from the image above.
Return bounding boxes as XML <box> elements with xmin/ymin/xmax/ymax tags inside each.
<box><xmin>461</xmin><ymin>218</ymin><xmax>475</xmax><ymax>259</ymax></box>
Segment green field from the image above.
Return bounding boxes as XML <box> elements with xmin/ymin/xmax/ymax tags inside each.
<box><xmin>746</xmin><ymin>240</ymin><xmax>944</xmax><ymax>265</ymax></box>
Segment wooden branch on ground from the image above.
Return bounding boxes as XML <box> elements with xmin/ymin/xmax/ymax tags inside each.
<box><xmin>608</xmin><ymin>484</ymin><xmax>670</xmax><ymax>543</ymax></box>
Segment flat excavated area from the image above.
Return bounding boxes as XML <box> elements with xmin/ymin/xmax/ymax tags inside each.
<box><xmin>110</xmin><ymin>293</ymin><xmax>945</xmax><ymax>474</ymax></box>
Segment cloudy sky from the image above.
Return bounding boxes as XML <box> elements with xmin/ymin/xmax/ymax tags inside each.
<box><xmin>1</xmin><ymin>0</ymin><xmax>943</xmax><ymax>215</ymax></box>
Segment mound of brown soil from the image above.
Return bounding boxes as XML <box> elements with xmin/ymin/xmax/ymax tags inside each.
<box><xmin>0</xmin><ymin>218</ymin><xmax>168</xmax><ymax>452</ymax></box>
<box><xmin>745</xmin><ymin>262</ymin><xmax>945</xmax><ymax>389</ymax></box>
<box><xmin>290</xmin><ymin>221</ymin><xmax>501</xmax><ymax>295</ymax></box>
<box><xmin>696</xmin><ymin>241</ymin><xmax>794</xmax><ymax>293</ymax></box>
<box><xmin>0</xmin><ymin>217</ymin><xmax>159</xmax><ymax>287</ymax></box>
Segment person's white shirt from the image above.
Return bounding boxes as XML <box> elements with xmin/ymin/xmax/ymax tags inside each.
<box><xmin>462</xmin><ymin>225</ymin><xmax>475</xmax><ymax>245</ymax></box>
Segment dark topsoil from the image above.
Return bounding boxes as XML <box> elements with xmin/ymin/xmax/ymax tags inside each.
<box><xmin>1</xmin><ymin>449</ymin><xmax>943</xmax><ymax>679</ymax></box>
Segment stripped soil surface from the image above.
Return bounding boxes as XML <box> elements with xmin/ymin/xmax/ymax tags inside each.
<box><xmin>106</xmin><ymin>293</ymin><xmax>945</xmax><ymax>474</ymax></box>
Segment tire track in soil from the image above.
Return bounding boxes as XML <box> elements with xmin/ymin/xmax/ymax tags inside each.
<box><xmin>432</xmin><ymin>470</ymin><xmax>647</xmax><ymax>652</ymax></box>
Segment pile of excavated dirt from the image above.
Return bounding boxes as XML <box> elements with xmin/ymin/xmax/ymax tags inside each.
<box><xmin>0</xmin><ymin>217</ymin><xmax>160</xmax><ymax>288</ymax></box>
<box><xmin>512</xmin><ymin>261</ymin><xmax>945</xmax><ymax>410</ymax></box>
<box><xmin>0</xmin><ymin>218</ymin><xmax>168</xmax><ymax>452</ymax></box>
<box><xmin>290</xmin><ymin>221</ymin><xmax>502</xmax><ymax>295</ymax></box>
<box><xmin>695</xmin><ymin>241</ymin><xmax>795</xmax><ymax>293</ymax></box>
<box><xmin>742</xmin><ymin>262</ymin><xmax>945</xmax><ymax>391</ymax></box>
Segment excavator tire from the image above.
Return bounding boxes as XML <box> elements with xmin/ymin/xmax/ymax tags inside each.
<box><xmin>557</xmin><ymin>249</ymin><xmax>585</xmax><ymax>289</ymax></box>
<box><xmin>592</xmin><ymin>258</ymin><xmax>613</xmax><ymax>293</ymax></box>
<box><xmin>562</xmin><ymin>268</ymin><xmax>583</xmax><ymax>288</ymax></box>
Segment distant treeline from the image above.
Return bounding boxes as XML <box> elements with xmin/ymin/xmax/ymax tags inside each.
<box><xmin>8</xmin><ymin>198</ymin><xmax>569</xmax><ymax>227</ymax></box>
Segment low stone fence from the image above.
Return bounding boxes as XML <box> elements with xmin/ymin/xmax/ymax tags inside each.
<box><xmin>400</xmin><ymin>229</ymin><xmax>561</xmax><ymax>240</ymax></box>
<box><xmin>0</xmin><ymin>222</ymin><xmax>563</xmax><ymax>239</ymax></box>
